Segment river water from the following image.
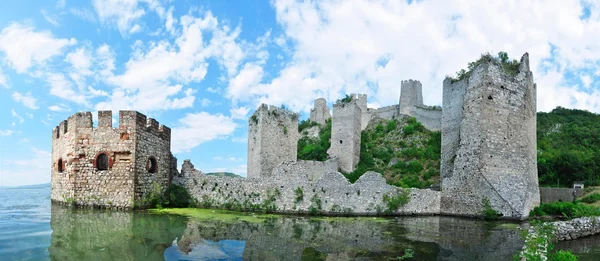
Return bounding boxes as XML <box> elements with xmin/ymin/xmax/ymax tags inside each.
<box><xmin>1</xmin><ymin>184</ymin><xmax>599</xmax><ymax>260</ymax></box>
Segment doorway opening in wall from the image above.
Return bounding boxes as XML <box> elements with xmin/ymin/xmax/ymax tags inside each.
<box><xmin>96</xmin><ymin>153</ymin><xmax>108</xmax><ymax>170</ymax></box>
<box><xmin>147</xmin><ymin>156</ymin><xmax>158</xmax><ymax>173</ymax></box>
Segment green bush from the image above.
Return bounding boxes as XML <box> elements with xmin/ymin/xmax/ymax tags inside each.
<box><xmin>529</xmin><ymin>201</ymin><xmax>600</xmax><ymax>219</ymax></box>
<box><xmin>580</xmin><ymin>193</ymin><xmax>600</xmax><ymax>204</ymax></box>
<box><xmin>403</xmin><ymin>125</ymin><xmax>415</xmax><ymax>135</ymax></box>
<box><xmin>164</xmin><ymin>184</ymin><xmax>193</xmax><ymax>208</ymax></box>
<box><xmin>297</xmin><ymin>119</ymin><xmax>331</xmax><ymax>161</ymax></box>
<box><xmin>386</xmin><ymin>120</ymin><xmax>397</xmax><ymax>132</ymax></box>
<box><xmin>482</xmin><ymin>198</ymin><xmax>500</xmax><ymax>220</ymax></box>
<box><xmin>298</xmin><ymin>119</ymin><xmax>319</xmax><ymax>132</ymax></box>
<box><xmin>382</xmin><ymin>189</ymin><xmax>410</xmax><ymax>214</ymax></box>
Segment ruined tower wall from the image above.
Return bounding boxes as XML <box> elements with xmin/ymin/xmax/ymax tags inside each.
<box><xmin>309</xmin><ymin>98</ymin><xmax>331</xmax><ymax>125</ymax></box>
<box><xmin>328</xmin><ymin>99</ymin><xmax>362</xmax><ymax>173</ymax></box>
<box><xmin>51</xmin><ymin>110</ymin><xmax>173</xmax><ymax>209</ymax></box>
<box><xmin>354</xmin><ymin>94</ymin><xmax>371</xmax><ymax>130</ymax></box>
<box><xmin>247</xmin><ymin>104</ymin><xmax>299</xmax><ymax>179</ymax></box>
<box><xmin>440</xmin><ymin>53</ymin><xmax>539</xmax><ymax>219</ymax></box>
<box><xmin>132</xmin><ymin>113</ymin><xmax>172</xmax><ymax>206</ymax></box>
<box><xmin>399</xmin><ymin>80</ymin><xmax>424</xmax><ymax>115</ymax></box>
<box><xmin>51</xmin><ymin>111</ymin><xmax>136</xmax><ymax>209</ymax></box>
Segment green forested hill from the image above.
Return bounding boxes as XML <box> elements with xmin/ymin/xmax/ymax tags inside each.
<box><xmin>537</xmin><ymin>107</ymin><xmax>600</xmax><ymax>187</ymax></box>
<box><xmin>205</xmin><ymin>172</ymin><xmax>243</xmax><ymax>178</ymax></box>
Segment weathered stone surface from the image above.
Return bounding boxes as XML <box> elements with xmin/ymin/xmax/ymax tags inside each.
<box><xmin>328</xmin><ymin>97</ymin><xmax>362</xmax><ymax>173</ymax></box>
<box><xmin>247</xmin><ymin>104</ymin><xmax>299</xmax><ymax>179</ymax></box>
<box><xmin>440</xmin><ymin>53</ymin><xmax>540</xmax><ymax>219</ymax></box>
<box><xmin>552</xmin><ymin>216</ymin><xmax>600</xmax><ymax>241</ymax></box>
<box><xmin>51</xmin><ymin>110</ymin><xmax>173</xmax><ymax>209</ymax></box>
<box><xmin>309</xmin><ymin>98</ymin><xmax>331</xmax><ymax>125</ymax></box>
<box><xmin>399</xmin><ymin>79</ymin><xmax>424</xmax><ymax>115</ymax></box>
<box><xmin>174</xmin><ymin>160</ymin><xmax>441</xmax><ymax>215</ymax></box>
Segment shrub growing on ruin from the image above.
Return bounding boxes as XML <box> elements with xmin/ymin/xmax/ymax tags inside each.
<box><xmin>446</xmin><ymin>52</ymin><xmax>521</xmax><ymax>83</ymax></box>
<box><xmin>298</xmin><ymin>119</ymin><xmax>319</xmax><ymax>132</ymax></box>
<box><xmin>382</xmin><ymin>189</ymin><xmax>410</xmax><ymax>214</ymax></box>
<box><xmin>481</xmin><ymin>198</ymin><xmax>500</xmax><ymax>220</ymax></box>
<box><xmin>297</xmin><ymin>119</ymin><xmax>331</xmax><ymax>161</ymax></box>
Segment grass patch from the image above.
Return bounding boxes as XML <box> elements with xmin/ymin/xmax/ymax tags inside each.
<box><xmin>580</xmin><ymin>193</ymin><xmax>600</xmax><ymax>204</ymax></box>
<box><xmin>148</xmin><ymin>208</ymin><xmax>280</xmax><ymax>223</ymax></box>
<box><xmin>529</xmin><ymin>201</ymin><xmax>600</xmax><ymax>219</ymax></box>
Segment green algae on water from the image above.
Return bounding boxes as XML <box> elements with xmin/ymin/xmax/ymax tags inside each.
<box><xmin>148</xmin><ymin>208</ymin><xmax>280</xmax><ymax>223</ymax></box>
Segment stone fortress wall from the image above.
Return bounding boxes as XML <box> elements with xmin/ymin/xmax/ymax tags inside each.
<box><xmin>440</xmin><ymin>53</ymin><xmax>539</xmax><ymax>219</ymax></box>
<box><xmin>327</xmin><ymin>96</ymin><xmax>362</xmax><ymax>173</ymax></box>
<box><xmin>247</xmin><ymin>104</ymin><xmax>299</xmax><ymax>179</ymax></box>
<box><xmin>51</xmin><ymin>110</ymin><xmax>173</xmax><ymax>209</ymax></box>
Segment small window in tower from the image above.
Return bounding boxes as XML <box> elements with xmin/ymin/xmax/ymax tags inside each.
<box><xmin>57</xmin><ymin>158</ymin><xmax>64</xmax><ymax>173</ymax></box>
<box><xmin>147</xmin><ymin>156</ymin><xmax>158</xmax><ymax>173</ymax></box>
<box><xmin>96</xmin><ymin>153</ymin><xmax>109</xmax><ymax>171</ymax></box>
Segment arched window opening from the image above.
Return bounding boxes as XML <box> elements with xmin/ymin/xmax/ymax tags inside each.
<box><xmin>147</xmin><ymin>156</ymin><xmax>158</xmax><ymax>173</ymax></box>
<box><xmin>57</xmin><ymin>159</ymin><xmax>64</xmax><ymax>173</ymax></box>
<box><xmin>96</xmin><ymin>153</ymin><xmax>109</xmax><ymax>171</ymax></box>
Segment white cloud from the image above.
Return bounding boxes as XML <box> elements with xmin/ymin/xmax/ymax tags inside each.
<box><xmin>129</xmin><ymin>24</ymin><xmax>141</xmax><ymax>34</ymax></box>
<box><xmin>171</xmin><ymin>112</ymin><xmax>237</xmax><ymax>153</ymax></box>
<box><xmin>230</xmin><ymin>106</ymin><xmax>250</xmax><ymax>120</ymax></box>
<box><xmin>97</xmin><ymin>11</ymin><xmax>251</xmax><ymax>112</ymax></box>
<box><xmin>11</xmin><ymin>92</ymin><xmax>38</xmax><ymax>109</ymax></box>
<box><xmin>70</xmin><ymin>8</ymin><xmax>97</xmax><ymax>23</ymax></box>
<box><xmin>220</xmin><ymin>0</ymin><xmax>600</xmax><ymax>114</ymax></box>
<box><xmin>0</xmin><ymin>67</ymin><xmax>7</xmax><ymax>88</ymax></box>
<box><xmin>0</xmin><ymin>130</ymin><xmax>13</xmax><ymax>136</ymax></box>
<box><xmin>41</xmin><ymin>9</ymin><xmax>60</xmax><ymax>26</ymax></box>
<box><xmin>48</xmin><ymin>104</ymin><xmax>69</xmax><ymax>112</ymax></box>
<box><xmin>11</xmin><ymin>109</ymin><xmax>24</xmax><ymax>124</ymax></box>
<box><xmin>200</xmin><ymin>98</ymin><xmax>211</xmax><ymax>107</ymax></box>
<box><xmin>44</xmin><ymin>73</ymin><xmax>89</xmax><ymax>105</ymax></box>
<box><xmin>0</xmin><ymin>23</ymin><xmax>76</xmax><ymax>72</ymax></box>
<box><xmin>581</xmin><ymin>74</ymin><xmax>592</xmax><ymax>89</ymax></box>
<box><xmin>0</xmin><ymin>147</ymin><xmax>51</xmax><ymax>186</ymax></box>
<box><xmin>92</xmin><ymin>0</ymin><xmax>165</xmax><ymax>36</ymax></box>
<box><xmin>26</xmin><ymin>113</ymin><xmax>33</xmax><ymax>119</ymax></box>
<box><xmin>56</xmin><ymin>0</ymin><xmax>66</xmax><ymax>9</ymax></box>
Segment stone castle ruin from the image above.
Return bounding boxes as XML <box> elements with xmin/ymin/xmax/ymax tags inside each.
<box><xmin>51</xmin><ymin>52</ymin><xmax>540</xmax><ymax>219</ymax></box>
<box><xmin>51</xmin><ymin>111</ymin><xmax>175</xmax><ymax>209</ymax></box>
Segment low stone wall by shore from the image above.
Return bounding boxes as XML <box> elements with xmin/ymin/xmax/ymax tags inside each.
<box><xmin>173</xmin><ymin>159</ymin><xmax>441</xmax><ymax>216</ymax></box>
<box><xmin>552</xmin><ymin>216</ymin><xmax>600</xmax><ymax>241</ymax></box>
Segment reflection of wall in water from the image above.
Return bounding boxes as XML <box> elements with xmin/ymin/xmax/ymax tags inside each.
<box><xmin>177</xmin><ymin>216</ymin><xmax>523</xmax><ymax>261</ymax></box>
<box><xmin>48</xmin><ymin>205</ymin><xmax>186</xmax><ymax>261</ymax></box>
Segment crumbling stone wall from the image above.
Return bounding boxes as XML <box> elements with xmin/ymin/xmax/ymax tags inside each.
<box><xmin>247</xmin><ymin>104</ymin><xmax>299</xmax><ymax>179</ymax></box>
<box><xmin>413</xmin><ymin>105</ymin><xmax>442</xmax><ymax>131</ymax></box>
<box><xmin>174</xmin><ymin>159</ymin><xmax>440</xmax><ymax>215</ymax></box>
<box><xmin>51</xmin><ymin>110</ymin><xmax>172</xmax><ymax>209</ymax></box>
<box><xmin>354</xmin><ymin>94</ymin><xmax>371</xmax><ymax>130</ymax></box>
<box><xmin>440</xmin><ymin>53</ymin><xmax>539</xmax><ymax>219</ymax></box>
<box><xmin>328</xmin><ymin>98</ymin><xmax>362</xmax><ymax>173</ymax></box>
<box><xmin>309</xmin><ymin>98</ymin><xmax>331</xmax><ymax>125</ymax></box>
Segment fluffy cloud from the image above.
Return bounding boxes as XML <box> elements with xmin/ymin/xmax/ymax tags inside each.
<box><xmin>11</xmin><ymin>92</ymin><xmax>38</xmax><ymax>109</ymax></box>
<box><xmin>48</xmin><ymin>104</ymin><xmax>70</xmax><ymax>112</ymax></box>
<box><xmin>0</xmin><ymin>67</ymin><xmax>7</xmax><ymax>88</ymax></box>
<box><xmin>97</xmin><ymin>11</ymin><xmax>251</xmax><ymax>112</ymax></box>
<box><xmin>223</xmin><ymin>0</ymin><xmax>600</xmax><ymax>114</ymax></box>
<box><xmin>11</xmin><ymin>109</ymin><xmax>24</xmax><ymax>124</ymax></box>
<box><xmin>171</xmin><ymin>112</ymin><xmax>237</xmax><ymax>153</ymax></box>
<box><xmin>93</xmin><ymin>0</ymin><xmax>165</xmax><ymax>35</ymax></box>
<box><xmin>0</xmin><ymin>23</ymin><xmax>76</xmax><ymax>72</ymax></box>
<box><xmin>230</xmin><ymin>106</ymin><xmax>251</xmax><ymax>120</ymax></box>
<box><xmin>0</xmin><ymin>130</ymin><xmax>13</xmax><ymax>136</ymax></box>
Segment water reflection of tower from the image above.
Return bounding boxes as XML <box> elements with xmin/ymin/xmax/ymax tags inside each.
<box><xmin>48</xmin><ymin>205</ymin><xmax>186</xmax><ymax>261</ymax></box>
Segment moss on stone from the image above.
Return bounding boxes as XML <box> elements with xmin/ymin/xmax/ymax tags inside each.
<box><xmin>148</xmin><ymin>208</ymin><xmax>280</xmax><ymax>223</ymax></box>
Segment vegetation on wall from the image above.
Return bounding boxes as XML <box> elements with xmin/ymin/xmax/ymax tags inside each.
<box><xmin>446</xmin><ymin>51</ymin><xmax>521</xmax><ymax>83</ymax></box>
<box><xmin>529</xmin><ymin>201</ymin><xmax>600</xmax><ymax>220</ymax></box>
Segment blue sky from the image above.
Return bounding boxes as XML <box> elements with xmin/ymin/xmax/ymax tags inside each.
<box><xmin>0</xmin><ymin>0</ymin><xmax>599</xmax><ymax>186</ymax></box>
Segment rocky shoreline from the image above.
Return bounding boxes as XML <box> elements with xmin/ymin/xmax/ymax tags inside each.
<box><xmin>552</xmin><ymin>216</ymin><xmax>600</xmax><ymax>241</ymax></box>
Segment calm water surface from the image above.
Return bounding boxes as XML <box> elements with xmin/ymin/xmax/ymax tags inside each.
<box><xmin>1</xmin><ymin>184</ymin><xmax>600</xmax><ymax>260</ymax></box>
